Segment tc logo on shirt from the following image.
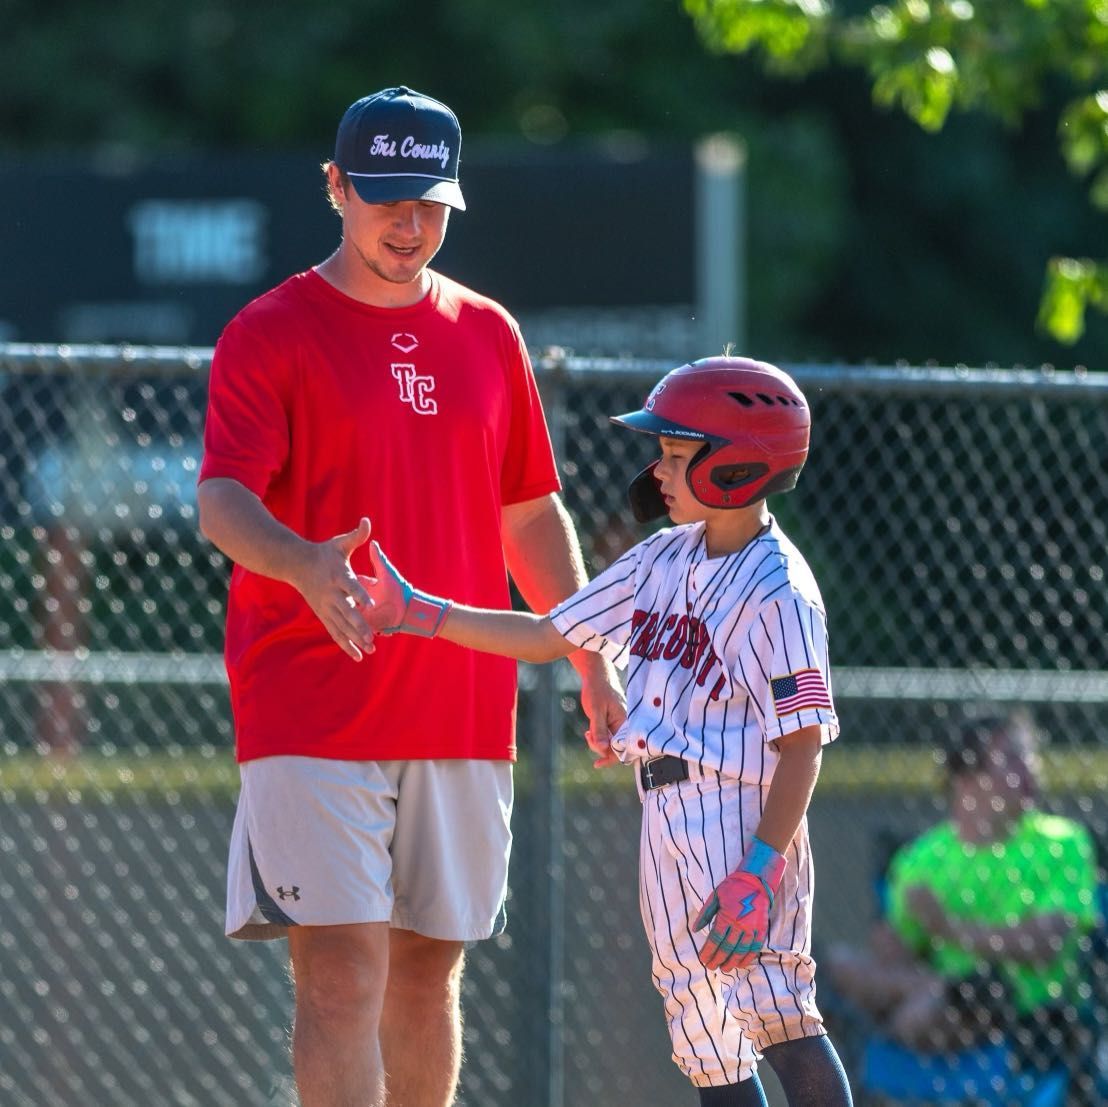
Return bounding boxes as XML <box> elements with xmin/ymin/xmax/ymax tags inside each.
<box><xmin>392</xmin><ymin>363</ymin><xmax>437</xmax><ymax>415</ymax></box>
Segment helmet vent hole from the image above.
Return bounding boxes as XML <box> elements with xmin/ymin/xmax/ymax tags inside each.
<box><xmin>756</xmin><ymin>393</ymin><xmax>775</xmax><ymax>405</ymax></box>
<box><xmin>729</xmin><ymin>391</ymin><xmax>755</xmax><ymax>407</ymax></box>
<box><xmin>776</xmin><ymin>395</ymin><xmax>792</xmax><ymax>405</ymax></box>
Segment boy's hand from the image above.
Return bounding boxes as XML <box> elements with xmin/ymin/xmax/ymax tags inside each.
<box><xmin>360</xmin><ymin>541</ymin><xmax>453</xmax><ymax>638</ymax></box>
<box><xmin>357</xmin><ymin>540</ymin><xmax>410</xmax><ymax>633</ymax></box>
<box><xmin>693</xmin><ymin>837</ymin><xmax>786</xmax><ymax>973</ymax></box>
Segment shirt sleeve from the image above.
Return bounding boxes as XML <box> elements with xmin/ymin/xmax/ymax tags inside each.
<box><xmin>198</xmin><ymin>317</ymin><xmax>291</xmax><ymax>498</ymax></box>
<box><xmin>1029</xmin><ymin>822</ymin><xmax>1101</xmax><ymax>927</ymax></box>
<box><xmin>499</xmin><ymin>325</ymin><xmax>561</xmax><ymax>506</ymax></box>
<box><xmin>548</xmin><ymin>547</ymin><xmax>639</xmax><ymax>668</ymax></box>
<box><xmin>736</xmin><ymin>596</ymin><xmax>839</xmax><ymax>744</ymax></box>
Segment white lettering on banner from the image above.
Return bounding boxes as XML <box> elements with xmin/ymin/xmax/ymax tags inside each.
<box><xmin>391</xmin><ymin>364</ymin><xmax>437</xmax><ymax>415</ymax></box>
<box><xmin>128</xmin><ymin>200</ymin><xmax>267</xmax><ymax>284</ymax></box>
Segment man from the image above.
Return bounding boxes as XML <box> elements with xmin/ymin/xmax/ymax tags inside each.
<box><xmin>196</xmin><ymin>86</ymin><xmax>625</xmax><ymax>1107</ymax></box>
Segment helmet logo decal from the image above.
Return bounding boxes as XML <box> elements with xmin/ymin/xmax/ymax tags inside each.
<box><xmin>644</xmin><ymin>381</ymin><xmax>667</xmax><ymax>411</ymax></box>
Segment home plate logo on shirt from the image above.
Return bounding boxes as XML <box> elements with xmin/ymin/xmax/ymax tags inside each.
<box><xmin>771</xmin><ymin>668</ymin><xmax>831</xmax><ymax>717</ymax></box>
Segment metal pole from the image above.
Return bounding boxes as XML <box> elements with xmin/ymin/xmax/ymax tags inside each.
<box><xmin>533</xmin><ymin>351</ymin><xmax>567</xmax><ymax>1107</ymax></box>
<box><xmin>695</xmin><ymin>133</ymin><xmax>747</xmax><ymax>355</ymax></box>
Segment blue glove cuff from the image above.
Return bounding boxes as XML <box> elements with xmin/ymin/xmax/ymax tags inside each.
<box><xmin>739</xmin><ymin>837</ymin><xmax>786</xmax><ymax>896</ymax></box>
<box><xmin>400</xmin><ymin>587</ymin><xmax>453</xmax><ymax>638</ymax></box>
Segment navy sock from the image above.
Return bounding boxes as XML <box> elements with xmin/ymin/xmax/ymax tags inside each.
<box><xmin>698</xmin><ymin>1072</ymin><xmax>769</xmax><ymax>1106</ymax></box>
<box><xmin>761</xmin><ymin>1034</ymin><xmax>853</xmax><ymax>1106</ymax></box>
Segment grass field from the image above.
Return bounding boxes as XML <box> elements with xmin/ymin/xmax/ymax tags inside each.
<box><xmin>1</xmin><ymin>744</ymin><xmax>1104</xmax><ymax>799</ymax></box>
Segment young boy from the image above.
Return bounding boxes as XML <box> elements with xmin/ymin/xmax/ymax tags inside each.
<box><xmin>360</xmin><ymin>356</ymin><xmax>854</xmax><ymax>1106</ymax></box>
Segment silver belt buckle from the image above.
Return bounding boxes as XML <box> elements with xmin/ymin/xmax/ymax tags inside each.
<box><xmin>643</xmin><ymin>756</ymin><xmax>661</xmax><ymax>789</ymax></box>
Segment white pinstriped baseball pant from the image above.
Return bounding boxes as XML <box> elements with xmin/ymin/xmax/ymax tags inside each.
<box><xmin>637</xmin><ymin>766</ymin><xmax>826</xmax><ymax>1088</ymax></box>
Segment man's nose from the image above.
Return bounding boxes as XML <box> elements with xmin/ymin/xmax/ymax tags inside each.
<box><xmin>392</xmin><ymin>205</ymin><xmax>421</xmax><ymax>233</ymax></box>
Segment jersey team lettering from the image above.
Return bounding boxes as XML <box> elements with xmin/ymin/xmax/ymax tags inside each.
<box><xmin>770</xmin><ymin>669</ymin><xmax>832</xmax><ymax>717</ymax></box>
<box><xmin>629</xmin><ymin>609</ymin><xmax>726</xmax><ymax>700</ymax></box>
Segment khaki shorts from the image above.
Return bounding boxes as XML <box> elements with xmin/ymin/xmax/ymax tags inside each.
<box><xmin>226</xmin><ymin>756</ymin><xmax>513</xmax><ymax>942</ymax></box>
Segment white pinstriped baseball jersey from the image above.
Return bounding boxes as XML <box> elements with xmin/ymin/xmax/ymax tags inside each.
<box><xmin>550</xmin><ymin>516</ymin><xmax>840</xmax><ymax>779</ymax></box>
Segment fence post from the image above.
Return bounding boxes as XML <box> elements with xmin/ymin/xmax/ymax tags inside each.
<box><xmin>532</xmin><ymin>348</ymin><xmax>569</xmax><ymax>1107</ymax></box>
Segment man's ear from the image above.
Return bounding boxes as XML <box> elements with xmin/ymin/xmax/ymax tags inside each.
<box><xmin>323</xmin><ymin>161</ymin><xmax>346</xmax><ymax>213</ymax></box>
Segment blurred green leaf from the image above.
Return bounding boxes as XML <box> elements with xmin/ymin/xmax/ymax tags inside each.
<box><xmin>1038</xmin><ymin>256</ymin><xmax>1108</xmax><ymax>344</ymax></box>
<box><xmin>686</xmin><ymin>0</ymin><xmax>1108</xmax><ymax>344</ymax></box>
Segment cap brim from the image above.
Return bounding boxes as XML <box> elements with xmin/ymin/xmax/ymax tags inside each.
<box><xmin>347</xmin><ymin>174</ymin><xmax>466</xmax><ymax>211</ymax></box>
<box><xmin>609</xmin><ymin>410</ymin><xmax>706</xmax><ymax>440</ymax></box>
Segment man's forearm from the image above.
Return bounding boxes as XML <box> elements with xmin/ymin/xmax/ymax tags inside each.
<box><xmin>199</xmin><ymin>478</ymin><xmax>374</xmax><ymax>660</ymax></box>
<box><xmin>501</xmin><ymin>495</ymin><xmax>614</xmax><ymax>678</ymax></box>
<box><xmin>502</xmin><ymin>494</ymin><xmax>588</xmax><ymax>610</ymax></box>
<box><xmin>197</xmin><ymin>477</ymin><xmax>310</xmax><ymax>585</ymax></box>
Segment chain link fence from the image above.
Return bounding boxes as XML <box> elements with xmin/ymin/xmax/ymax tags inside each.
<box><xmin>0</xmin><ymin>344</ymin><xmax>1106</xmax><ymax>1105</ymax></box>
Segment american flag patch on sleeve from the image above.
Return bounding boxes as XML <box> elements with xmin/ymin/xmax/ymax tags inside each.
<box><xmin>771</xmin><ymin>669</ymin><xmax>832</xmax><ymax>716</ymax></box>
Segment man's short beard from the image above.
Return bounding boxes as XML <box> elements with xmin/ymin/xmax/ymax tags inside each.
<box><xmin>349</xmin><ymin>238</ymin><xmax>424</xmax><ymax>285</ymax></box>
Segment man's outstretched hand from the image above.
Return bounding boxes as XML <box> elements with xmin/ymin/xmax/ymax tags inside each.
<box><xmin>291</xmin><ymin>516</ymin><xmax>376</xmax><ymax>662</ymax></box>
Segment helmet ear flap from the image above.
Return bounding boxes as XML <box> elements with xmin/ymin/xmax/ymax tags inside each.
<box><xmin>627</xmin><ymin>461</ymin><xmax>667</xmax><ymax>523</ymax></box>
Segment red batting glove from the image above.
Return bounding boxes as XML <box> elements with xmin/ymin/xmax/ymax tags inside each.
<box><xmin>358</xmin><ymin>541</ymin><xmax>453</xmax><ymax>638</ymax></box>
<box><xmin>693</xmin><ymin>837</ymin><xmax>786</xmax><ymax>973</ymax></box>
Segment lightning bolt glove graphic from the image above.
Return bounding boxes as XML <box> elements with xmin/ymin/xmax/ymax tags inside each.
<box><xmin>692</xmin><ymin>837</ymin><xmax>786</xmax><ymax>973</ymax></box>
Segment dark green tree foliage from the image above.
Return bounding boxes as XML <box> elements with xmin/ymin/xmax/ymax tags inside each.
<box><xmin>685</xmin><ymin>0</ymin><xmax>1108</xmax><ymax>346</ymax></box>
<box><xmin>2</xmin><ymin>0</ymin><xmax>1105</xmax><ymax>364</ymax></box>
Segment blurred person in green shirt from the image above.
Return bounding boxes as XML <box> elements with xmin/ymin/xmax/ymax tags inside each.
<box><xmin>827</xmin><ymin>712</ymin><xmax>1103</xmax><ymax>1100</ymax></box>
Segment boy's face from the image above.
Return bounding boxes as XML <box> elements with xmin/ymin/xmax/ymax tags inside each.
<box><xmin>654</xmin><ymin>435</ymin><xmax>705</xmax><ymax>523</ymax></box>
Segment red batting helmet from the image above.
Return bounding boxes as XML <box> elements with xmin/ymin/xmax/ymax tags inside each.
<box><xmin>610</xmin><ymin>356</ymin><xmax>810</xmax><ymax>522</ymax></box>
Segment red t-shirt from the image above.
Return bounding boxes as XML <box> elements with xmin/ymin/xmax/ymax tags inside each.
<box><xmin>199</xmin><ymin>269</ymin><xmax>561</xmax><ymax>763</ymax></box>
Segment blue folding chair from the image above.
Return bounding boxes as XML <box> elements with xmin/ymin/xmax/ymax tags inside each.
<box><xmin>861</xmin><ymin>1033</ymin><xmax>1068</xmax><ymax>1106</ymax></box>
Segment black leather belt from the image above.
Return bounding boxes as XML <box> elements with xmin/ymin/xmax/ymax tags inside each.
<box><xmin>639</xmin><ymin>755</ymin><xmax>690</xmax><ymax>791</ymax></box>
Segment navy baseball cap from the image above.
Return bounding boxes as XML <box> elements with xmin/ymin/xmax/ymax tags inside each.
<box><xmin>334</xmin><ymin>86</ymin><xmax>465</xmax><ymax>211</ymax></box>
